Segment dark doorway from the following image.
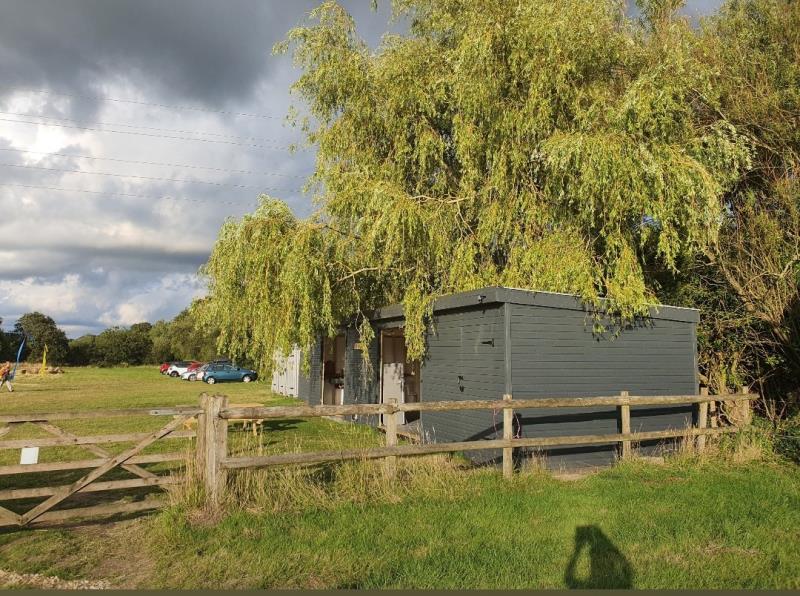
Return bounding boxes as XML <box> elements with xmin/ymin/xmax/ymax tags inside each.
<box><xmin>321</xmin><ymin>334</ymin><xmax>345</xmax><ymax>406</ymax></box>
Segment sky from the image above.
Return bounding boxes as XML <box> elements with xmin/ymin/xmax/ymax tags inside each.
<box><xmin>0</xmin><ymin>0</ymin><xmax>723</xmax><ymax>338</ymax></box>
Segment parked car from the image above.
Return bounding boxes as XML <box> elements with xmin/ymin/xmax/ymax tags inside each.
<box><xmin>166</xmin><ymin>361</ymin><xmax>200</xmax><ymax>378</ymax></box>
<box><xmin>159</xmin><ymin>362</ymin><xmax>172</xmax><ymax>375</ymax></box>
<box><xmin>203</xmin><ymin>363</ymin><xmax>258</xmax><ymax>384</ymax></box>
<box><xmin>182</xmin><ymin>363</ymin><xmax>208</xmax><ymax>382</ymax></box>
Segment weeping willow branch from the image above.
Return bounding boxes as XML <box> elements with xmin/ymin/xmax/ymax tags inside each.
<box><xmin>201</xmin><ymin>0</ymin><xmax>765</xmax><ymax>377</ymax></box>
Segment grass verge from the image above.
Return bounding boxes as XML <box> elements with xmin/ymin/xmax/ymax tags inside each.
<box><xmin>0</xmin><ymin>367</ymin><xmax>796</xmax><ymax>588</ymax></box>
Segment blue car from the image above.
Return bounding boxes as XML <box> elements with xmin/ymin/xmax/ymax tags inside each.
<box><xmin>204</xmin><ymin>363</ymin><xmax>258</xmax><ymax>384</ymax></box>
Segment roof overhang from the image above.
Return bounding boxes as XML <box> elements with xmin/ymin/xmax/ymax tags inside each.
<box><xmin>370</xmin><ymin>286</ymin><xmax>700</xmax><ymax>324</ymax></box>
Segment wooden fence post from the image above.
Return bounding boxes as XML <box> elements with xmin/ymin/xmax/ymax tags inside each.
<box><xmin>709</xmin><ymin>387</ymin><xmax>719</xmax><ymax>429</ymax></box>
<box><xmin>619</xmin><ymin>391</ymin><xmax>631</xmax><ymax>459</ymax></box>
<box><xmin>196</xmin><ymin>393</ymin><xmax>208</xmax><ymax>476</ymax></box>
<box><xmin>728</xmin><ymin>385</ymin><xmax>753</xmax><ymax>427</ymax></box>
<box><xmin>739</xmin><ymin>385</ymin><xmax>753</xmax><ymax>426</ymax></box>
<box><xmin>385</xmin><ymin>398</ymin><xmax>397</xmax><ymax>480</ymax></box>
<box><xmin>199</xmin><ymin>393</ymin><xmax>228</xmax><ymax>507</ymax></box>
<box><xmin>502</xmin><ymin>394</ymin><xmax>513</xmax><ymax>479</ymax></box>
<box><xmin>697</xmin><ymin>387</ymin><xmax>708</xmax><ymax>452</ymax></box>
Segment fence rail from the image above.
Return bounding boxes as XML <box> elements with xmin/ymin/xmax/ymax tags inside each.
<box><xmin>0</xmin><ymin>408</ymin><xmax>194</xmax><ymax>527</ymax></box>
<box><xmin>198</xmin><ymin>389</ymin><xmax>757</xmax><ymax>506</ymax></box>
<box><xmin>0</xmin><ymin>389</ymin><xmax>757</xmax><ymax>524</ymax></box>
<box><xmin>219</xmin><ymin>393</ymin><xmax>743</xmax><ymax>420</ymax></box>
<box><xmin>0</xmin><ymin>407</ymin><xmax>202</xmax><ymax>424</ymax></box>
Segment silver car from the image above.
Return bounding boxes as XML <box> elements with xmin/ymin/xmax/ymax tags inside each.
<box><xmin>181</xmin><ymin>363</ymin><xmax>208</xmax><ymax>382</ymax></box>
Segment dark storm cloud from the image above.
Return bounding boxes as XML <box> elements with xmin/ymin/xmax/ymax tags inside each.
<box><xmin>0</xmin><ymin>0</ymin><xmax>397</xmax><ymax>115</ymax></box>
<box><xmin>0</xmin><ymin>0</ymin><xmax>724</xmax><ymax>336</ymax></box>
<box><xmin>1</xmin><ymin>0</ymin><xmax>279</xmax><ymax>111</ymax></box>
<box><xmin>0</xmin><ymin>244</ymin><xmax>209</xmax><ymax>280</ymax></box>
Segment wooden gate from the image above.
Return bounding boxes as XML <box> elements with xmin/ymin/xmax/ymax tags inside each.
<box><xmin>0</xmin><ymin>406</ymin><xmax>200</xmax><ymax>527</ymax></box>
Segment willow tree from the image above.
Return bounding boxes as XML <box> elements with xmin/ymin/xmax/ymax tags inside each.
<box><xmin>201</xmin><ymin>0</ymin><xmax>751</xmax><ymax>375</ymax></box>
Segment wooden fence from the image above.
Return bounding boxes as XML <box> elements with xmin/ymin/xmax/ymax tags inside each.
<box><xmin>0</xmin><ymin>406</ymin><xmax>200</xmax><ymax>527</ymax></box>
<box><xmin>197</xmin><ymin>389</ymin><xmax>757</xmax><ymax>506</ymax></box>
<box><xmin>0</xmin><ymin>390</ymin><xmax>756</xmax><ymax>524</ymax></box>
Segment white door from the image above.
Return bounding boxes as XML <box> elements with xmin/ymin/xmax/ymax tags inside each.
<box><xmin>381</xmin><ymin>334</ymin><xmax>406</xmax><ymax>425</ymax></box>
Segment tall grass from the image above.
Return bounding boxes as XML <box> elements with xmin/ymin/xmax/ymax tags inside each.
<box><xmin>168</xmin><ymin>416</ymin><xmax>780</xmax><ymax>523</ymax></box>
<box><xmin>167</xmin><ymin>421</ymin><xmax>481</xmax><ymax>517</ymax></box>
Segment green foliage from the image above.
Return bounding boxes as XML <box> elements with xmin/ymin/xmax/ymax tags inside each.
<box><xmin>67</xmin><ymin>335</ymin><xmax>96</xmax><ymax>366</ymax></box>
<box><xmin>166</xmin><ymin>306</ymin><xmax>220</xmax><ymax>362</ymax></box>
<box><xmin>203</xmin><ymin>0</ymin><xmax>752</xmax><ymax>376</ymax></box>
<box><xmin>93</xmin><ymin>325</ymin><xmax>153</xmax><ymax>366</ymax></box>
<box><xmin>63</xmin><ymin>309</ymin><xmax>219</xmax><ymax>367</ymax></box>
<box><xmin>148</xmin><ymin>320</ymin><xmax>175</xmax><ymax>364</ymax></box>
<box><xmin>776</xmin><ymin>415</ymin><xmax>800</xmax><ymax>464</ymax></box>
<box><xmin>0</xmin><ymin>318</ymin><xmax>15</xmax><ymax>362</ymax></box>
<box><xmin>682</xmin><ymin>0</ymin><xmax>800</xmax><ymax>409</ymax></box>
<box><xmin>14</xmin><ymin>312</ymin><xmax>69</xmax><ymax>365</ymax></box>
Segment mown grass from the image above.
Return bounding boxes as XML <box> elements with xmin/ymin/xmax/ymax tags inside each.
<box><xmin>0</xmin><ymin>367</ymin><xmax>368</xmax><ymax>508</ymax></box>
<box><xmin>0</xmin><ymin>367</ymin><xmax>797</xmax><ymax>588</ymax></box>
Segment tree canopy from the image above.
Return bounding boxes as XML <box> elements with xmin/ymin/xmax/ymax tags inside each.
<box><xmin>201</xmin><ymin>0</ymin><xmax>799</xmax><ymax>414</ymax></box>
<box><xmin>14</xmin><ymin>312</ymin><xmax>69</xmax><ymax>365</ymax></box>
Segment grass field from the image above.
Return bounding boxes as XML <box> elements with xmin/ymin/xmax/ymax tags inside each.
<box><xmin>0</xmin><ymin>367</ymin><xmax>798</xmax><ymax>589</ymax></box>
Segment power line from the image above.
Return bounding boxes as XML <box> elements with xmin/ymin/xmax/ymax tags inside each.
<box><xmin>0</xmin><ymin>162</ymin><xmax>303</xmax><ymax>194</ymax></box>
<box><xmin>0</xmin><ymin>116</ymin><xmax>303</xmax><ymax>151</ymax></box>
<box><xmin>0</xmin><ymin>182</ymin><xmax>255</xmax><ymax>207</ymax></box>
<box><xmin>0</xmin><ymin>110</ymin><xmax>298</xmax><ymax>144</ymax></box>
<box><xmin>1</xmin><ymin>87</ymin><xmax>286</xmax><ymax>120</ymax></box>
<box><xmin>0</xmin><ymin>147</ymin><xmax>312</xmax><ymax>180</ymax></box>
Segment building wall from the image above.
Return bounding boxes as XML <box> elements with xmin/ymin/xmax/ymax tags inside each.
<box><xmin>508</xmin><ymin>302</ymin><xmax>697</xmax><ymax>468</ymax></box>
<box><xmin>342</xmin><ymin>327</ymin><xmax>381</xmax><ymax>425</ymax></box>
<box><xmin>297</xmin><ymin>330</ymin><xmax>380</xmax><ymax>410</ymax></box>
<box><xmin>297</xmin><ymin>338</ymin><xmax>321</xmax><ymax>405</ymax></box>
<box><xmin>297</xmin><ymin>355</ymin><xmax>312</xmax><ymax>404</ymax></box>
<box><xmin>416</xmin><ymin>305</ymin><xmax>507</xmax><ymax>461</ymax></box>
<box><xmin>298</xmin><ymin>295</ymin><xmax>698</xmax><ymax>470</ymax></box>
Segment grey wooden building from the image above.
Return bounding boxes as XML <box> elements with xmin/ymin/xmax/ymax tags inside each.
<box><xmin>294</xmin><ymin>286</ymin><xmax>699</xmax><ymax>468</ymax></box>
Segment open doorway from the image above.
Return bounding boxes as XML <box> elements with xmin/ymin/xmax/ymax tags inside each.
<box><xmin>380</xmin><ymin>327</ymin><xmax>420</xmax><ymax>426</ymax></box>
<box><xmin>321</xmin><ymin>334</ymin><xmax>345</xmax><ymax>405</ymax></box>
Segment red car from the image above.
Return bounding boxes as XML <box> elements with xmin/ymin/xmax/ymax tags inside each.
<box><xmin>159</xmin><ymin>362</ymin><xmax>171</xmax><ymax>374</ymax></box>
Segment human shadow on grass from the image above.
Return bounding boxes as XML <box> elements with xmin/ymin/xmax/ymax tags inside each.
<box><xmin>564</xmin><ymin>525</ymin><xmax>633</xmax><ymax>589</ymax></box>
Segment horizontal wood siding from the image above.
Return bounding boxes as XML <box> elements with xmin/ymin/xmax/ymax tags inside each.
<box><xmin>510</xmin><ymin>303</ymin><xmax>697</xmax><ymax>468</ymax></box>
<box><xmin>297</xmin><ymin>347</ymin><xmax>312</xmax><ymax>404</ymax></box>
<box><xmin>300</xmin><ymin>338</ymin><xmax>322</xmax><ymax>406</ymax></box>
<box><xmin>344</xmin><ymin>327</ymin><xmax>381</xmax><ymax>426</ymax></box>
<box><xmin>418</xmin><ymin>306</ymin><xmax>506</xmax><ymax>462</ymax></box>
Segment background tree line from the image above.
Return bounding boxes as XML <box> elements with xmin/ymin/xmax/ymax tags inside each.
<box><xmin>0</xmin><ymin>305</ymin><xmax>219</xmax><ymax>367</ymax></box>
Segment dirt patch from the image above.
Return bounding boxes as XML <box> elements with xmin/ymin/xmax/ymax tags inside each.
<box><xmin>71</xmin><ymin>518</ymin><xmax>157</xmax><ymax>588</ymax></box>
<box><xmin>0</xmin><ymin>517</ymin><xmax>159</xmax><ymax>589</ymax></box>
<box><xmin>551</xmin><ymin>466</ymin><xmax>604</xmax><ymax>481</ymax></box>
<box><xmin>0</xmin><ymin>568</ymin><xmax>110</xmax><ymax>589</ymax></box>
<box><xmin>701</xmin><ymin>542</ymin><xmax>760</xmax><ymax>558</ymax></box>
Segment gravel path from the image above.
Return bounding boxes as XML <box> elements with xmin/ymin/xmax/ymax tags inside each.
<box><xmin>0</xmin><ymin>568</ymin><xmax>111</xmax><ymax>589</ymax></box>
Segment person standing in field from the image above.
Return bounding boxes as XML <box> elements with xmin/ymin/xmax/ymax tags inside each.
<box><xmin>0</xmin><ymin>362</ymin><xmax>13</xmax><ymax>393</ymax></box>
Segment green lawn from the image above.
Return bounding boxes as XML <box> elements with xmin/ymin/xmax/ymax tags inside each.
<box><xmin>0</xmin><ymin>367</ymin><xmax>797</xmax><ymax>589</ymax></box>
<box><xmin>0</xmin><ymin>367</ymin><xmax>376</xmax><ymax>510</ymax></box>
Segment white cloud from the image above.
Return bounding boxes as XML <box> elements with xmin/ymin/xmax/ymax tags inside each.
<box><xmin>98</xmin><ymin>273</ymin><xmax>206</xmax><ymax>327</ymax></box>
<box><xmin>0</xmin><ymin>273</ymin><xmax>85</xmax><ymax>315</ymax></box>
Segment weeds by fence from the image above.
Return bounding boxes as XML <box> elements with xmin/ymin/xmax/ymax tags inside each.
<box><xmin>197</xmin><ymin>389</ymin><xmax>757</xmax><ymax>507</ymax></box>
